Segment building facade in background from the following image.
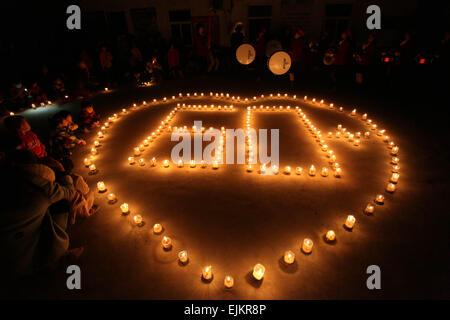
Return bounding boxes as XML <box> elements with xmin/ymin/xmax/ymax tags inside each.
<box><xmin>81</xmin><ymin>0</ymin><xmax>419</xmax><ymax>47</ymax></box>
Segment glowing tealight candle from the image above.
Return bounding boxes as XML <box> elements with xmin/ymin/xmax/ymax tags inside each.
<box><xmin>120</xmin><ymin>203</ymin><xmax>129</xmax><ymax>214</ymax></box>
<box><xmin>354</xmin><ymin>139</ymin><xmax>360</xmax><ymax>146</ymax></box>
<box><xmin>89</xmin><ymin>164</ymin><xmax>96</xmax><ymax>172</ymax></box>
<box><xmin>386</xmin><ymin>183</ymin><xmax>396</xmax><ymax>192</ymax></box>
<box><xmin>94</xmin><ymin>140</ymin><xmax>100</xmax><ymax>147</ymax></box>
<box><xmin>133</xmin><ymin>215</ymin><xmax>143</xmax><ymax>225</ymax></box>
<box><xmin>302</xmin><ymin>238</ymin><xmax>313</xmax><ymax>253</ymax></box>
<box><xmin>362</xmin><ymin>113</ymin><xmax>367</xmax><ymax>120</ymax></box>
<box><xmin>177</xmin><ymin>159</ymin><xmax>183</xmax><ymax>167</ymax></box>
<box><xmin>345</xmin><ymin>215</ymin><xmax>356</xmax><ymax>229</ymax></box>
<box><xmin>334</xmin><ymin>167</ymin><xmax>342</xmax><ymax>177</ymax></box>
<box><xmin>97</xmin><ymin>131</ymin><xmax>103</xmax><ymax>138</ymax></box>
<box><xmin>153</xmin><ymin>223</ymin><xmax>162</xmax><ymax>234</ymax></box>
<box><xmin>202</xmin><ymin>266</ymin><xmax>212</xmax><ymax>280</ymax></box>
<box><xmin>201</xmin><ymin>160</ymin><xmax>206</xmax><ymax>168</ymax></box>
<box><xmin>143</xmin><ymin>139</ymin><xmax>149</xmax><ymax>146</ymax></box>
<box><xmin>162</xmin><ymin>236</ymin><xmax>172</xmax><ymax>249</ymax></box>
<box><xmin>139</xmin><ymin>158</ymin><xmax>145</xmax><ymax>166</ymax></box>
<box><xmin>296</xmin><ymin>167</ymin><xmax>303</xmax><ymax>175</ymax></box>
<box><xmin>151</xmin><ymin>157</ymin><xmax>157</xmax><ymax>166</ymax></box>
<box><xmin>252</xmin><ymin>264</ymin><xmax>265</xmax><ymax>280</ymax></box>
<box><xmin>391</xmin><ymin>146</ymin><xmax>399</xmax><ymax>155</ymax></box>
<box><xmin>134</xmin><ymin>148</ymin><xmax>140</xmax><ymax>156</ymax></box>
<box><xmin>91</xmin><ymin>147</ymin><xmax>97</xmax><ymax>155</ymax></box>
<box><xmin>309</xmin><ymin>165</ymin><xmax>316</xmax><ymax>176</ymax></box>
<box><xmin>351</xmin><ymin>109</ymin><xmax>356</xmax><ymax>116</ymax></box>
<box><xmin>107</xmin><ymin>193</ymin><xmax>116</xmax><ymax>202</ymax></box>
<box><xmin>128</xmin><ymin>156</ymin><xmax>135</xmax><ymax>164</ymax></box>
<box><xmin>163</xmin><ymin>160</ymin><xmax>169</xmax><ymax>168</ymax></box>
<box><xmin>326</xmin><ymin>230</ymin><xmax>336</xmax><ymax>242</ymax></box>
<box><xmin>364</xmin><ymin>131</ymin><xmax>370</xmax><ymax>138</ymax></box>
<box><xmin>390</xmin><ymin>173</ymin><xmax>400</xmax><ymax>183</ymax></box>
<box><xmin>392</xmin><ymin>165</ymin><xmax>400</xmax><ymax>173</ymax></box>
<box><xmin>178</xmin><ymin>250</ymin><xmax>188</xmax><ymax>263</ymax></box>
<box><xmin>284</xmin><ymin>166</ymin><xmax>291</xmax><ymax>174</ymax></box>
<box><xmin>224</xmin><ymin>275</ymin><xmax>234</xmax><ymax>288</ymax></box>
<box><xmin>190</xmin><ymin>160</ymin><xmax>196</xmax><ymax>168</ymax></box>
<box><xmin>284</xmin><ymin>251</ymin><xmax>295</xmax><ymax>264</ymax></box>
<box><xmin>375</xmin><ymin>194</ymin><xmax>384</xmax><ymax>204</ymax></box>
<box><xmin>212</xmin><ymin>161</ymin><xmax>219</xmax><ymax>169</ymax></box>
<box><xmin>392</xmin><ymin>157</ymin><xmax>399</xmax><ymax>165</ymax></box>
<box><xmin>365</xmin><ymin>203</ymin><xmax>374</xmax><ymax>214</ymax></box>
<box><xmin>84</xmin><ymin>158</ymin><xmax>91</xmax><ymax>167</ymax></box>
<box><xmin>247</xmin><ymin>164</ymin><xmax>253</xmax><ymax>172</ymax></box>
<box><xmin>321</xmin><ymin>167</ymin><xmax>329</xmax><ymax>177</ymax></box>
<box><xmin>104</xmin><ymin>87</ymin><xmax>108</xmax><ymax>91</ymax></box>
<box><xmin>97</xmin><ymin>181</ymin><xmax>106</xmax><ymax>192</ymax></box>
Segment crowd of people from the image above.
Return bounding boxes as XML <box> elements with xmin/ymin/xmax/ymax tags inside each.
<box><xmin>1</xmin><ymin>23</ymin><xmax>449</xmax><ymax>116</ymax></box>
<box><xmin>0</xmin><ymin>100</ymin><xmax>102</xmax><ymax>279</ymax></box>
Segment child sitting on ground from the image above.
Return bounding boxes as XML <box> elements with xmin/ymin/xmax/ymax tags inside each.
<box><xmin>4</xmin><ymin>115</ymin><xmax>65</xmax><ymax>173</ymax></box>
<box><xmin>29</xmin><ymin>81</ymin><xmax>48</xmax><ymax>105</ymax></box>
<box><xmin>78</xmin><ymin>100</ymin><xmax>100</xmax><ymax>132</ymax></box>
<box><xmin>49</xmin><ymin>110</ymin><xmax>86</xmax><ymax>161</ymax></box>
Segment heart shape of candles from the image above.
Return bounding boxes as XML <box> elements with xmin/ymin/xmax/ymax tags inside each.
<box><xmin>86</xmin><ymin>92</ymin><xmax>401</xmax><ymax>289</ymax></box>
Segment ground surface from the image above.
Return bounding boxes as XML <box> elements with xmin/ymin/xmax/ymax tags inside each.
<box><xmin>2</xmin><ymin>74</ymin><xmax>449</xmax><ymax>299</ymax></box>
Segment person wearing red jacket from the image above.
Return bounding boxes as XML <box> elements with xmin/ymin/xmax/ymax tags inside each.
<box><xmin>167</xmin><ymin>44</ymin><xmax>184</xmax><ymax>79</ymax></box>
<box><xmin>78</xmin><ymin>100</ymin><xmax>100</xmax><ymax>132</ymax></box>
<box><xmin>4</xmin><ymin>115</ymin><xmax>65</xmax><ymax>173</ymax></box>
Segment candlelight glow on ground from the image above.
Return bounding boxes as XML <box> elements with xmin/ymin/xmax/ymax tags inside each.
<box><xmin>72</xmin><ymin>92</ymin><xmax>404</xmax><ymax>298</ymax></box>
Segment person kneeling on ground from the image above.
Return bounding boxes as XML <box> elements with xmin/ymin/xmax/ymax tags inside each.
<box><xmin>78</xmin><ymin>100</ymin><xmax>100</xmax><ymax>132</ymax></box>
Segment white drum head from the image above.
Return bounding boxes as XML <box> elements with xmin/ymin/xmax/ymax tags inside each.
<box><xmin>268</xmin><ymin>51</ymin><xmax>292</xmax><ymax>75</ymax></box>
<box><xmin>236</xmin><ymin>44</ymin><xmax>256</xmax><ymax>65</ymax></box>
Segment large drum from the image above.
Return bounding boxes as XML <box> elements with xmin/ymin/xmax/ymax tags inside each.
<box><xmin>268</xmin><ymin>51</ymin><xmax>292</xmax><ymax>75</ymax></box>
<box><xmin>236</xmin><ymin>44</ymin><xmax>256</xmax><ymax>65</ymax></box>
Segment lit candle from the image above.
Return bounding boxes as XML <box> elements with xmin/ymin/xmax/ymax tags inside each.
<box><xmin>177</xmin><ymin>159</ymin><xmax>183</xmax><ymax>167</ymax></box>
<box><xmin>94</xmin><ymin>140</ymin><xmax>100</xmax><ymax>147</ymax></box>
<box><xmin>89</xmin><ymin>164</ymin><xmax>96</xmax><ymax>173</ymax></box>
<box><xmin>151</xmin><ymin>157</ymin><xmax>157</xmax><ymax>166</ymax></box>
<box><xmin>345</xmin><ymin>215</ymin><xmax>356</xmax><ymax>229</ymax></box>
<box><xmin>224</xmin><ymin>275</ymin><xmax>234</xmax><ymax>288</ymax></box>
<box><xmin>365</xmin><ymin>203</ymin><xmax>374</xmax><ymax>214</ymax></box>
<box><xmin>134</xmin><ymin>147</ymin><xmax>140</xmax><ymax>156</ymax></box>
<box><xmin>336</xmin><ymin>132</ymin><xmax>341</xmax><ymax>138</ymax></box>
<box><xmin>334</xmin><ymin>167</ymin><xmax>342</xmax><ymax>177</ymax></box>
<box><xmin>120</xmin><ymin>203</ymin><xmax>129</xmax><ymax>214</ymax></box>
<box><xmin>321</xmin><ymin>167</ymin><xmax>329</xmax><ymax>177</ymax></box>
<box><xmin>354</xmin><ymin>139</ymin><xmax>360</xmax><ymax>146</ymax></box>
<box><xmin>202</xmin><ymin>266</ymin><xmax>212</xmax><ymax>280</ymax></box>
<box><xmin>295</xmin><ymin>167</ymin><xmax>303</xmax><ymax>175</ymax></box>
<box><xmin>212</xmin><ymin>161</ymin><xmax>219</xmax><ymax>169</ymax></box>
<box><xmin>190</xmin><ymin>160</ymin><xmax>196</xmax><ymax>168</ymax></box>
<box><xmin>163</xmin><ymin>160</ymin><xmax>169</xmax><ymax>168</ymax></box>
<box><xmin>302</xmin><ymin>238</ymin><xmax>313</xmax><ymax>253</ymax></box>
<box><xmin>178</xmin><ymin>250</ymin><xmax>188</xmax><ymax>263</ymax></box>
<box><xmin>97</xmin><ymin>131</ymin><xmax>103</xmax><ymax>138</ymax></box>
<box><xmin>107</xmin><ymin>193</ymin><xmax>116</xmax><ymax>202</ymax></box>
<box><xmin>392</xmin><ymin>157</ymin><xmax>399</xmax><ymax>165</ymax></box>
<box><xmin>284</xmin><ymin>166</ymin><xmax>291</xmax><ymax>174</ymax></box>
<box><xmin>247</xmin><ymin>164</ymin><xmax>253</xmax><ymax>172</ymax></box>
<box><xmin>84</xmin><ymin>158</ymin><xmax>91</xmax><ymax>167</ymax></box>
<box><xmin>97</xmin><ymin>181</ymin><xmax>106</xmax><ymax>192</ymax></box>
<box><xmin>133</xmin><ymin>215</ymin><xmax>143</xmax><ymax>225</ymax></box>
<box><xmin>309</xmin><ymin>165</ymin><xmax>316</xmax><ymax>176</ymax></box>
<box><xmin>392</xmin><ymin>165</ymin><xmax>400</xmax><ymax>173</ymax></box>
<box><xmin>375</xmin><ymin>194</ymin><xmax>384</xmax><ymax>204</ymax></box>
<box><xmin>364</xmin><ymin>131</ymin><xmax>370</xmax><ymax>138</ymax></box>
<box><xmin>386</xmin><ymin>183</ymin><xmax>396</xmax><ymax>193</ymax></box>
<box><xmin>326</xmin><ymin>230</ymin><xmax>336</xmax><ymax>242</ymax></box>
<box><xmin>91</xmin><ymin>147</ymin><xmax>97</xmax><ymax>155</ymax></box>
<box><xmin>139</xmin><ymin>158</ymin><xmax>145</xmax><ymax>166</ymax></box>
<box><xmin>252</xmin><ymin>264</ymin><xmax>265</xmax><ymax>280</ymax></box>
<box><xmin>150</xmin><ymin>224</ymin><xmax>161</xmax><ymax>234</ymax></box>
<box><xmin>162</xmin><ymin>236</ymin><xmax>172</xmax><ymax>249</ymax></box>
<box><xmin>391</xmin><ymin>146</ymin><xmax>399</xmax><ymax>155</ymax></box>
<box><xmin>284</xmin><ymin>251</ymin><xmax>295</xmax><ymax>264</ymax></box>
<box><xmin>390</xmin><ymin>173</ymin><xmax>400</xmax><ymax>183</ymax></box>
<box><xmin>143</xmin><ymin>139</ymin><xmax>149</xmax><ymax>146</ymax></box>
<box><xmin>351</xmin><ymin>109</ymin><xmax>356</xmax><ymax>116</ymax></box>
<box><xmin>128</xmin><ymin>156</ymin><xmax>135</xmax><ymax>164</ymax></box>
<box><xmin>362</xmin><ymin>113</ymin><xmax>367</xmax><ymax>120</ymax></box>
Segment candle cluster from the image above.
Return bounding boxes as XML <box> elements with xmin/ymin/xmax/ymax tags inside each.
<box><xmin>84</xmin><ymin>92</ymin><xmax>402</xmax><ymax>290</ymax></box>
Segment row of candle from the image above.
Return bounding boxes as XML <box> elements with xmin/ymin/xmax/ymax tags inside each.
<box><xmin>88</xmin><ymin>93</ymin><xmax>401</xmax><ymax>290</ymax></box>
